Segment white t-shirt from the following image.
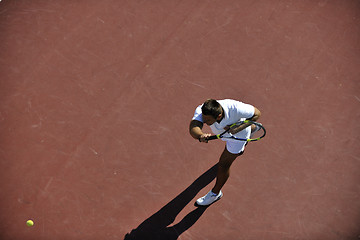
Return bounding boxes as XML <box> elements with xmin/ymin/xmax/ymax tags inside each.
<box><xmin>192</xmin><ymin>99</ymin><xmax>255</xmax><ymax>141</ymax></box>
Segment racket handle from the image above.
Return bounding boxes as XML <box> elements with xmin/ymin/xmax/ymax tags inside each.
<box><xmin>207</xmin><ymin>135</ymin><xmax>219</xmax><ymax>141</ymax></box>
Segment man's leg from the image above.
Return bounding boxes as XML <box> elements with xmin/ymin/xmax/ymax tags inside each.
<box><xmin>211</xmin><ymin>147</ymin><xmax>239</xmax><ymax>194</ymax></box>
<box><xmin>195</xmin><ymin>143</ymin><xmax>244</xmax><ymax>206</ymax></box>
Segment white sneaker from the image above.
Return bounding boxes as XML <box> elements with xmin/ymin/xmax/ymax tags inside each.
<box><xmin>196</xmin><ymin>190</ymin><xmax>223</xmax><ymax>206</ymax></box>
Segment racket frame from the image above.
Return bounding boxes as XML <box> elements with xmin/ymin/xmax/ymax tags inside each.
<box><xmin>207</xmin><ymin>120</ymin><xmax>266</xmax><ymax>142</ymax></box>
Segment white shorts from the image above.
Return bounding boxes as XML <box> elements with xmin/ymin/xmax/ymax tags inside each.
<box><xmin>225</xmin><ymin>140</ymin><xmax>247</xmax><ymax>154</ymax></box>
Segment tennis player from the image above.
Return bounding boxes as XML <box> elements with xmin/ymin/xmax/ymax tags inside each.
<box><xmin>189</xmin><ymin>99</ymin><xmax>261</xmax><ymax>206</ymax></box>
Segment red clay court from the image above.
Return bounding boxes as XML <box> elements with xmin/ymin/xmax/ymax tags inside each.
<box><xmin>1</xmin><ymin>1</ymin><xmax>360</xmax><ymax>240</ymax></box>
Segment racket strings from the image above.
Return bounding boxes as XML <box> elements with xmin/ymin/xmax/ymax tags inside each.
<box><xmin>250</xmin><ymin>124</ymin><xmax>264</xmax><ymax>139</ymax></box>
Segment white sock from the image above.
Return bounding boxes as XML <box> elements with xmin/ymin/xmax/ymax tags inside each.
<box><xmin>210</xmin><ymin>190</ymin><xmax>218</xmax><ymax>196</ymax></box>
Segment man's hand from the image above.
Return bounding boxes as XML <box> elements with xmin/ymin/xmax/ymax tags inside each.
<box><xmin>199</xmin><ymin>133</ymin><xmax>212</xmax><ymax>143</ymax></box>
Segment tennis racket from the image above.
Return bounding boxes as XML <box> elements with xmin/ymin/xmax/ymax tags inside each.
<box><xmin>207</xmin><ymin>120</ymin><xmax>266</xmax><ymax>142</ymax></box>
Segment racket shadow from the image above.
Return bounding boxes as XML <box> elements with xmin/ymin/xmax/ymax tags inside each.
<box><xmin>124</xmin><ymin>163</ymin><xmax>218</xmax><ymax>240</ymax></box>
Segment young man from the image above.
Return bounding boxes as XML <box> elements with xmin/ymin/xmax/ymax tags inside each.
<box><xmin>189</xmin><ymin>99</ymin><xmax>261</xmax><ymax>206</ymax></box>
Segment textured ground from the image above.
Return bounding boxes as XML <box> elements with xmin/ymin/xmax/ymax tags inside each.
<box><xmin>0</xmin><ymin>1</ymin><xmax>359</xmax><ymax>239</ymax></box>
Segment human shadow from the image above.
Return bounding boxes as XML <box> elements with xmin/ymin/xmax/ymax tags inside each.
<box><xmin>124</xmin><ymin>164</ymin><xmax>218</xmax><ymax>240</ymax></box>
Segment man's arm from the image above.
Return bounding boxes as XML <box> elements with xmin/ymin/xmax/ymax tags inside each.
<box><xmin>189</xmin><ymin>120</ymin><xmax>211</xmax><ymax>142</ymax></box>
<box><xmin>249</xmin><ymin>107</ymin><xmax>261</xmax><ymax>121</ymax></box>
<box><xmin>228</xmin><ymin>107</ymin><xmax>261</xmax><ymax>134</ymax></box>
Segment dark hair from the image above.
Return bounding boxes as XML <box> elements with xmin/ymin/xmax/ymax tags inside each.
<box><xmin>201</xmin><ymin>99</ymin><xmax>222</xmax><ymax>118</ymax></box>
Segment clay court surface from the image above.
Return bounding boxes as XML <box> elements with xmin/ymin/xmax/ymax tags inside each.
<box><xmin>1</xmin><ymin>0</ymin><xmax>360</xmax><ymax>239</ymax></box>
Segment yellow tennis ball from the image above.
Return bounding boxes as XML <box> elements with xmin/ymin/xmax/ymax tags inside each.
<box><xmin>26</xmin><ymin>220</ymin><xmax>34</xmax><ymax>227</ymax></box>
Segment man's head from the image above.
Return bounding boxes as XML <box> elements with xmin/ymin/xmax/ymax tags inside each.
<box><xmin>201</xmin><ymin>99</ymin><xmax>223</xmax><ymax>125</ymax></box>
